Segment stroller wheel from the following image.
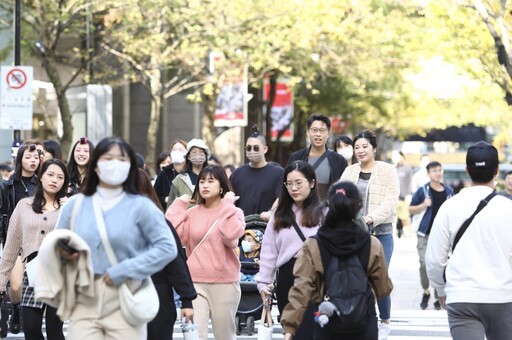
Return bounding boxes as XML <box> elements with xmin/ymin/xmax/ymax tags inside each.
<box><xmin>235</xmin><ymin>316</ymin><xmax>241</xmax><ymax>335</ymax></box>
<box><xmin>246</xmin><ymin>316</ymin><xmax>255</xmax><ymax>335</ymax></box>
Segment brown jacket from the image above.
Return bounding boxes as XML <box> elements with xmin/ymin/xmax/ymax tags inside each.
<box><xmin>280</xmin><ymin>236</ymin><xmax>393</xmax><ymax>335</ymax></box>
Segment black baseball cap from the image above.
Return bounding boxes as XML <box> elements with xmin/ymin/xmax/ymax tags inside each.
<box><xmin>466</xmin><ymin>141</ymin><xmax>498</xmax><ymax>172</ymax></box>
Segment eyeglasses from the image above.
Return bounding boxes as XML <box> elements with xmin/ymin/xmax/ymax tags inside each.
<box><xmin>284</xmin><ymin>179</ymin><xmax>308</xmax><ymax>189</ymax></box>
<box><xmin>245</xmin><ymin>145</ymin><xmax>261</xmax><ymax>152</ymax></box>
<box><xmin>309</xmin><ymin>127</ymin><xmax>328</xmax><ymax>134</ymax></box>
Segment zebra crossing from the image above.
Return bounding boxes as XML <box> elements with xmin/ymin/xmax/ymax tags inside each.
<box><xmin>3</xmin><ymin>309</ymin><xmax>450</xmax><ymax>339</ymax></box>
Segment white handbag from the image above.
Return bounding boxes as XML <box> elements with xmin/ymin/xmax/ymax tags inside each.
<box><xmin>92</xmin><ymin>195</ymin><xmax>159</xmax><ymax>326</ymax></box>
<box><xmin>257</xmin><ymin>306</ymin><xmax>274</xmax><ymax>340</ymax></box>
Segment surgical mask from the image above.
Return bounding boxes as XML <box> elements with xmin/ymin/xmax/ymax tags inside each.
<box><xmin>96</xmin><ymin>160</ymin><xmax>131</xmax><ymax>186</ymax></box>
<box><xmin>241</xmin><ymin>240</ymin><xmax>253</xmax><ymax>253</ymax></box>
<box><xmin>246</xmin><ymin>151</ymin><xmax>264</xmax><ymax>164</ymax></box>
<box><xmin>189</xmin><ymin>153</ymin><xmax>206</xmax><ymax>166</ymax></box>
<box><xmin>337</xmin><ymin>147</ymin><xmax>353</xmax><ymax>161</ymax></box>
<box><xmin>171</xmin><ymin>150</ymin><xmax>186</xmax><ymax>165</ymax></box>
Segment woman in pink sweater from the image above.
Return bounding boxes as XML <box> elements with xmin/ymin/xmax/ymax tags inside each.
<box><xmin>166</xmin><ymin>165</ymin><xmax>245</xmax><ymax>340</ymax></box>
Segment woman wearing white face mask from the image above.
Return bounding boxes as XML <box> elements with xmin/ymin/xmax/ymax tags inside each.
<box><xmin>153</xmin><ymin>140</ymin><xmax>187</xmax><ymax>208</ymax></box>
<box><xmin>334</xmin><ymin>135</ymin><xmax>355</xmax><ymax>166</ymax></box>
<box><xmin>56</xmin><ymin>136</ymin><xmax>177</xmax><ymax>340</ymax></box>
<box><xmin>166</xmin><ymin>138</ymin><xmax>209</xmax><ymax>208</ymax></box>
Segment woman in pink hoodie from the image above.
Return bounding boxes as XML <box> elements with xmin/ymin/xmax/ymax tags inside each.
<box><xmin>166</xmin><ymin>165</ymin><xmax>245</xmax><ymax>340</ymax></box>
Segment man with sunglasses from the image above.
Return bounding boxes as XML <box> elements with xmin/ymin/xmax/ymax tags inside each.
<box><xmin>288</xmin><ymin>114</ymin><xmax>347</xmax><ymax>201</ymax></box>
<box><xmin>230</xmin><ymin>129</ymin><xmax>284</xmax><ymax>220</ymax></box>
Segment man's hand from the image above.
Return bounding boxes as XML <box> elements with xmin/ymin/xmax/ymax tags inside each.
<box><xmin>439</xmin><ymin>296</ymin><xmax>447</xmax><ymax>310</ymax></box>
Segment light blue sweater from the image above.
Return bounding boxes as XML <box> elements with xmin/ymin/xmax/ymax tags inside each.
<box><xmin>57</xmin><ymin>193</ymin><xmax>177</xmax><ymax>285</ymax></box>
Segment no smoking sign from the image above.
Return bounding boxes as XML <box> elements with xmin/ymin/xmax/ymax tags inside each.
<box><xmin>6</xmin><ymin>68</ymin><xmax>28</xmax><ymax>90</ymax></box>
<box><xmin>0</xmin><ymin>66</ymin><xmax>33</xmax><ymax>130</ymax></box>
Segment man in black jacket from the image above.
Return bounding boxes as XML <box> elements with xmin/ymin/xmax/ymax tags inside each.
<box><xmin>288</xmin><ymin>114</ymin><xmax>347</xmax><ymax>201</ymax></box>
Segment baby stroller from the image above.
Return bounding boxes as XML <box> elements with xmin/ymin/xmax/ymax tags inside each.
<box><xmin>235</xmin><ymin>215</ymin><xmax>271</xmax><ymax>336</ymax></box>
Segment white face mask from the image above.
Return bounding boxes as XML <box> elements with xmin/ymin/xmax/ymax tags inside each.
<box><xmin>241</xmin><ymin>240</ymin><xmax>253</xmax><ymax>253</ymax></box>
<box><xmin>171</xmin><ymin>150</ymin><xmax>186</xmax><ymax>165</ymax></box>
<box><xmin>189</xmin><ymin>153</ymin><xmax>206</xmax><ymax>166</ymax></box>
<box><xmin>337</xmin><ymin>147</ymin><xmax>353</xmax><ymax>161</ymax></box>
<box><xmin>96</xmin><ymin>160</ymin><xmax>131</xmax><ymax>186</ymax></box>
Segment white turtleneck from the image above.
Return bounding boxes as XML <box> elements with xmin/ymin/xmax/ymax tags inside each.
<box><xmin>95</xmin><ymin>186</ymin><xmax>126</xmax><ymax>211</ymax></box>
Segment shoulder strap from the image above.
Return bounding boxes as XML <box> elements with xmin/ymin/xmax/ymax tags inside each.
<box><xmin>452</xmin><ymin>191</ymin><xmax>497</xmax><ymax>252</ymax></box>
<box><xmin>92</xmin><ymin>195</ymin><xmax>118</xmax><ymax>265</ymax></box>
<box><xmin>291</xmin><ymin>221</ymin><xmax>306</xmax><ymax>241</ymax></box>
<box><xmin>311</xmin><ymin>150</ymin><xmax>329</xmax><ymax>171</ymax></box>
<box><xmin>189</xmin><ymin>218</ymin><xmax>220</xmax><ymax>258</ymax></box>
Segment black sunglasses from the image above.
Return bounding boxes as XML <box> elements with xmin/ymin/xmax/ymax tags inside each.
<box><xmin>79</xmin><ymin>137</ymin><xmax>88</xmax><ymax>145</ymax></box>
<box><xmin>245</xmin><ymin>145</ymin><xmax>261</xmax><ymax>152</ymax></box>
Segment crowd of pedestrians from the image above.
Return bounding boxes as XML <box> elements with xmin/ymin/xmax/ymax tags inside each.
<box><xmin>0</xmin><ymin>114</ymin><xmax>509</xmax><ymax>340</ymax></box>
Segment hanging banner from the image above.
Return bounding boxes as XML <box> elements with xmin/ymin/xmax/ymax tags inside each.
<box><xmin>264</xmin><ymin>78</ymin><xmax>293</xmax><ymax>142</ymax></box>
<box><xmin>0</xmin><ymin>66</ymin><xmax>33</xmax><ymax>130</ymax></box>
<box><xmin>214</xmin><ymin>64</ymin><xmax>248</xmax><ymax>127</ymax></box>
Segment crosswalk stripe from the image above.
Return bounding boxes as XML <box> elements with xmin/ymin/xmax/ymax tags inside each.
<box><xmin>3</xmin><ymin>309</ymin><xmax>451</xmax><ymax>339</ymax></box>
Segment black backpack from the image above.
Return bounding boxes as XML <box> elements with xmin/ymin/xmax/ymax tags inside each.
<box><xmin>316</xmin><ymin>237</ymin><xmax>375</xmax><ymax>333</ymax></box>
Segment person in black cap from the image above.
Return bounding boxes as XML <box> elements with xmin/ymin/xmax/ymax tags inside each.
<box><xmin>426</xmin><ymin>141</ymin><xmax>512</xmax><ymax>340</ymax></box>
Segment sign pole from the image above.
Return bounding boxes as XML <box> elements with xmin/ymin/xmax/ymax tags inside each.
<box><xmin>13</xmin><ymin>0</ymin><xmax>21</xmax><ymax>148</ymax></box>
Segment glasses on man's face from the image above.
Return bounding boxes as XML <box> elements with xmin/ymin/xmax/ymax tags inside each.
<box><xmin>309</xmin><ymin>127</ymin><xmax>328</xmax><ymax>134</ymax></box>
<box><xmin>284</xmin><ymin>179</ymin><xmax>308</xmax><ymax>189</ymax></box>
<box><xmin>245</xmin><ymin>145</ymin><xmax>260</xmax><ymax>152</ymax></box>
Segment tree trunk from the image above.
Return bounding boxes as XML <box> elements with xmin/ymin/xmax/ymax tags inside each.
<box><xmin>202</xmin><ymin>94</ymin><xmax>216</xmax><ymax>155</ymax></box>
<box><xmin>145</xmin><ymin>68</ymin><xmax>163</xmax><ymax>177</ymax></box>
<box><xmin>45</xmin><ymin>55</ymin><xmax>73</xmax><ymax>157</ymax></box>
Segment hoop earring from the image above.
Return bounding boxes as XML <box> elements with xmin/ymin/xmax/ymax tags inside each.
<box><xmin>220</xmin><ymin>188</ymin><xmax>223</xmax><ymax>195</ymax></box>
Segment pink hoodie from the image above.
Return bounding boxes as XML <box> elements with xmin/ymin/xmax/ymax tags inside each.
<box><xmin>166</xmin><ymin>198</ymin><xmax>245</xmax><ymax>283</ymax></box>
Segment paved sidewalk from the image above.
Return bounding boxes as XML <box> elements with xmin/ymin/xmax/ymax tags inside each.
<box><xmin>389</xmin><ymin>230</ymin><xmax>447</xmax><ymax>312</ymax></box>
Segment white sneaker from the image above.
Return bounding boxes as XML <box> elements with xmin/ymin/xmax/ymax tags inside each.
<box><xmin>378</xmin><ymin>322</ymin><xmax>391</xmax><ymax>340</ymax></box>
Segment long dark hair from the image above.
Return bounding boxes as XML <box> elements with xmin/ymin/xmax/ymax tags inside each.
<box><xmin>32</xmin><ymin>159</ymin><xmax>69</xmax><ymax>214</ymax></box>
<box><xmin>14</xmin><ymin>144</ymin><xmax>40</xmax><ymax>181</ymax></box>
<box><xmin>191</xmin><ymin>165</ymin><xmax>233</xmax><ymax>205</ymax></box>
<box><xmin>82</xmin><ymin>136</ymin><xmax>140</xmax><ymax>196</ymax></box>
<box><xmin>273</xmin><ymin>160</ymin><xmax>322</xmax><ymax>231</ymax></box>
<box><xmin>322</xmin><ymin>181</ymin><xmax>362</xmax><ymax>229</ymax></box>
<box><xmin>67</xmin><ymin>138</ymin><xmax>95</xmax><ymax>187</ymax></box>
<box><xmin>137</xmin><ymin>168</ymin><xmax>164</xmax><ymax>211</ymax></box>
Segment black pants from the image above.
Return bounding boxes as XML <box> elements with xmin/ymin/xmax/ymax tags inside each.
<box><xmin>22</xmin><ymin>305</ymin><xmax>64</xmax><ymax>340</ymax></box>
<box><xmin>276</xmin><ymin>258</ymin><xmax>316</xmax><ymax>340</ymax></box>
<box><xmin>147</xmin><ymin>281</ymin><xmax>177</xmax><ymax>340</ymax></box>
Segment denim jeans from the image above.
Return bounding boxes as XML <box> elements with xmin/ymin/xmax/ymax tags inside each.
<box><xmin>375</xmin><ymin>233</ymin><xmax>394</xmax><ymax>321</ymax></box>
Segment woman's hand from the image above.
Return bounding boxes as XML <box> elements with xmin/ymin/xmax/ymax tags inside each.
<box><xmin>260</xmin><ymin>284</ymin><xmax>273</xmax><ymax>308</ymax></box>
<box><xmin>364</xmin><ymin>215</ymin><xmax>373</xmax><ymax>225</ymax></box>
<box><xmin>102</xmin><ymin>273</ymin><xmax>113</xmax><ymax>286</ymax></box>
<box><xmin>223</xmin><ymin>191</ymin><xmax>239</xmax><ymax>204</ymax></box>
<box><xmin>57</xmin><ymin>240</ymin><xmax>79</xmax><ymax>262</ymax></box>
<box><xmin>181</xmin><ymin>308</ymin><xmax>194</xmax><ymax>323</ymax></box>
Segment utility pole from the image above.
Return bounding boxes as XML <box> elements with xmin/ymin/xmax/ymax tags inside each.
<box><xmin>13</xmin><ymin>0</ymin><xmax>21</xmax><ymax>148</ymax></box>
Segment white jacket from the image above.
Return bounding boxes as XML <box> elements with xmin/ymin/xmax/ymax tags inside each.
<box><xmin>34</xmin><ymin>229</ymin><xmax>95</xmax><ymax>320</ymax></box>
<box><xmin>426</xmin><ymin>185</ymin><xmax>512</xmax><ymax>304</ymax></box>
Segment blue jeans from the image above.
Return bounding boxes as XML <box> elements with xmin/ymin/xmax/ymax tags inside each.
<box><xmin>375</xmin><ymin>233</ymin><xmax>394</xmax><ymax>321</ymax></box>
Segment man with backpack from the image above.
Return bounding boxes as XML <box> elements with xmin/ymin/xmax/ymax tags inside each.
<box><xmin>280</xmin><ymin>181</ymin><xmax>392</xmax><ymax>340</ymax></box>
<box><xmin>409</xmin><ymin>161</ymin><xmax>453</xmax><ymax>310</ymax></box>
<box><xmin>426</xmin><ymin>141</ymin><xmax>512</xmax><ymax>340</ymax></box>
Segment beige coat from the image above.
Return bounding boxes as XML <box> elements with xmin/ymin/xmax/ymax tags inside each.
<box><xmin>280</xmin><ymin>237</ymin><xmax>393</xmax><ymax>335</ymax></box>
<box><xmin>341</xmin><ymin>161</ymin><xmax>399</xmax><ymax>227</ymax></box>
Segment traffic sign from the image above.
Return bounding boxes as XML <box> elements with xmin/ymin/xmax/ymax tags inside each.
<box><xmin>0</xmin><ymin>66</ymin><xmax>33</xmax><ymax>130</ymax></box>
